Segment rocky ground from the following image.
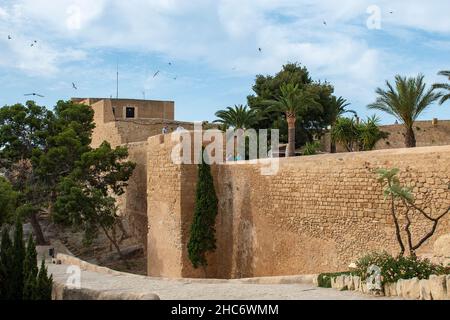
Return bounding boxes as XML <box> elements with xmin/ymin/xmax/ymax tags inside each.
<box><xmin>28</xmin><ymin>216</ymin><xmax>147</xmax><ymax>275</ymax></box>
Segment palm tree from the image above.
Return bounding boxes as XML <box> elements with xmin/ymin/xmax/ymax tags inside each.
<box><xmin>358</xmin><ymin>115</ymin><xmax>387</xmax><ymax>151</ymax></box>
<box><xmin>214</xmin><ymin>105</ymin><xmax>259</xmax><ymax>130</ymax></box>
<box><xmin>433</xmin><ymin>70</ymin><xmax>450</xmax><ymax>105</ymax></box>
<box><xmin>331</xmin><ymin>117</ymin><xmax>359</xmax><ymax>152</ymax></box>
<box><xmin>263</xmin><ymin>83</ymin><xmax>319</xmax><ymax>157</ymax></box>
<box><xmin>368</xmin><ymin>74</ymin><xmax>441</xmax><ymax>148</ymax></box>
<box><xmin>328</xmin><ymin>96</ymin><xmax>356</xmax><ymax>153</ymax></box>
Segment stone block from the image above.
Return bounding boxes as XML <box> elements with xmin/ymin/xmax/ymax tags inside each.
<box><xmin>336</xmin><ymin>276</ymin><xmax>346</xmax><ymax>290</ymax></box>
<box><xmin>344</xmin><ymin>275</ymin><xmax>355</xmax><ymax>290</ymax></box>
<box><xmin>353</xmin><ymin>276</ymin><xmax>361</xmax><ymax>291</ymax></box>
<box><xmin>419</xmin><ymin>279</ymin><xmax>432</xmax><ymax>300</ymax></box>
<box><xmin>384</xmin><ymin>282</ymin><xmax>397</xmax><ymax>297</ymax></box>
<box><xmin>400</xmin><ymin>278</ymin><xmax>420</xmax><ymax>300</ymax></box>
<box><xmin>428</xmin><ymin>275</ymin><xmax>447</xmax><ymax>300</ymax></box>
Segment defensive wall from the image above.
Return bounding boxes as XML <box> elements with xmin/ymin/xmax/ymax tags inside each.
<box><xmin>146</xmin><ymin>133</ymin><xmax>450</xmax><ymax>278</ymax></box>
<box><xmin>322</xmin><ymin>120</ymin><xmax>450</xmax><ymax>153</ymax></box>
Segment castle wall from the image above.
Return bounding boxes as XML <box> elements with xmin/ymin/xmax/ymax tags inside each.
<box><xmin>89</xmin><ymin>98</ymin><xmax>193</xmax><ymax>148</ymax></box>
<box><xmin>111</xmin><ymin>99</ymin><xmax>174</xmax><ymax>120</ymax></box>
<box><xmin>322</xmin><ymin>120</ymin><xmax>450</xmax><ymax>153</ymax></box>
<box><xmin>116</xmin><ymin>141</ymin><xmax>149</xmax><ymax>252</ymax></box>
<box><xmin>147</xmin><ymin>134</ymin><xmax>450</xmax><ymax>278</ymax></box>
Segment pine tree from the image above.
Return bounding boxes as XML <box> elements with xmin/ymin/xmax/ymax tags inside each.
<box><xmin>23</xmin><ymin>235</ymin><xmax>38</xmax><ymax>300</ymax></box>
<box><xmin>11</xmin><ymin>218</ymin><xmax>25</xmax><ymax>299</ymax></box>
<box><xmin>35</xmin><ymin>259</ymin><xmax>52</xmax><ymax>300</ymax></box>
<box><xmin>0</xmin><ymin>228</ymin><xmax>13</xmax><ymax>299</ymax></box>
<box><xmin>187</xmin><ymin>152</ymin><xmax>218</xmax><ymax>268</ymax></box>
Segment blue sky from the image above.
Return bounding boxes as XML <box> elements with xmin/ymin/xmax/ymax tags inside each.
<box><xmin>0</xmin><ymin>0</ymin><xmax>449</xmax><ymax>124</ymax></box>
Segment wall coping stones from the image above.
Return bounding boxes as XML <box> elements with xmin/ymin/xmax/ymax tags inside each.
<box><xmin>329</xmin><ymin>274</ymin><xmax>449</xmax><ymax>300</ymax></box>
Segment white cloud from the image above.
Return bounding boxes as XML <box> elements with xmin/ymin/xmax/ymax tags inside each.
<box><xmin>0</xmin><ymin>0</ymin><xmax>449</xmax><ymax>119</ymax></box>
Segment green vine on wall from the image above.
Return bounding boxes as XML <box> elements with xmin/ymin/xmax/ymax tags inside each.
<box><xmin>187</xmin><ymin>151</ymin><xmax>219</xmax><ymax>269</ymax></box>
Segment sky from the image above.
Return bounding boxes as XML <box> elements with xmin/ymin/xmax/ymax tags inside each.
<box><xmin>0</xmin><ymin>0</ymin><xmax>449</xmax><ymax>124</ymax></box>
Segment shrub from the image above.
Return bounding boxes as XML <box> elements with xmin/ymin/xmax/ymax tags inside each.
<box><xmin>302</xmin><ymin>141</ymin><xmax>321</xmax><ymax>156</ymax></box>
<box><xmin>355</xmin><ymin>252</ymin><xmax>449</xmax><ymax>285</ymax></box>
<box><xmin>0</xmin><ymin>220</ymin><xmax>53</xmax><ymax>300</ymax></box>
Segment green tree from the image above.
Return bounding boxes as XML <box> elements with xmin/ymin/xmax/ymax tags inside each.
<box><xmin>0</xmin><ymin>101</ymin><xmax>50</xmax><ymax>169</ymax></box>
<box><xmin>358</xmin><ymin>115</ymin><xmax>388</xmax><ymax>151</ymax></box>
<box><xmin>0</xmin><ymin>100</ymin><xmax>95</xmax><ymax>245</ymax></box>
<box><xmin>0</xmin><ymin>177</ymin><xmax>18</xmax><ymax>226</ymax></box>
<box><xmin>332</xmin><ymin>116</ymin><xmax>387</xmax><ymax>152</ymax></box>
<box><xmin>0</xmin><ymin>226</ymin><xmax>52</xmax><ymax>300</ymax></box>
<box><xmin>11</xmin><ymin>218</ymin><xmax>25</xmax><ymax>299</ymax></box>
<box><xmin>35</xmin><ymin>259</ymin><xmax>52</xmax><ymax>300</ymax></box>
<box><xmin>23</xmin><ymin>235</ymin><xmax>38</xmax><ymax>300</ymax></box>
<box><xmin>263</xmin><ymin>83</ymin><xmax>320</xmax><ymax>157</ymax></box>
<box><xmin>327</xmin><ymin>96</ymin><xmax>356</xmax><ymax>153</ymax></box>
<box><xmin>188</xmin><ymin>152</ymin><xmax>218</xmax><ymax>269</ymax></box>
<box><xmin>368</xmin><ymin>74</ymin><xmax>441</xmax><ymax>148</ymax></box>
<box><xmin>32</xmin><ymin>100</ymin><xmax>95</xmax><ymax>208</ymax></box>
<box><xmin>433</xmin><ymin>70</ymin><xmax>450</xmax><ymax>105</ymax></box>
<box><xmin>214</xmin><ymin>105</ymin><xmax>259</xmax><ymax>130</ymax></box>
<box><xmin>0</xmin><ymin>228</ymin><xmax>13</xmax><ymax>299</ymax></box>
<box><xmin>248</xmin><ymin>62</ymin><xmax>333</xmax><ymax>148</ymax></box>
<box><xmin>54</xmin><ymin>142</ymin><xmax>135</xmax><ymax>261</ymax></box>
<box><xmin>0</xmin><ymin>101</ymin><xmax>51</xmax><ymax>244</ymax></box>
<box><xmin>331</xmin><ymin>117</ymin><xmax>359</xmax><ymax>152</ymax></box>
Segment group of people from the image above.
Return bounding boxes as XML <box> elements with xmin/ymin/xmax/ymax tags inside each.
<box><xmin>161</xmin><ymin>124</ymin><xmax>185</xmax><ymax>134</ymax></box>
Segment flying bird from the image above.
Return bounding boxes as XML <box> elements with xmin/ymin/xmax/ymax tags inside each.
<box><xmin>323</xmin><ymin>21</ymin><xmax>327</xmax><ymax>25</ymax></box>
<box><xmin>8</xmin><ymin>35</ymin><xmax>12</xmax><ymax>40</ymax></box>
<box><xmin>72</xmin><ymin>82</ymin><xmax>77</xmax><ymax>90</ymax></box>
<box><xmin>168</xmin><ymin>62</ymin><xmax>172</xmax><ymax>66</ymax></box>
<box><xmin>24</xmin><ymin>93</ymin><xmax>44</xmax><ymax>97</ymax></box>
<box><xmin>153</xmin><ymin>71</ymin><xmax>160</xmax><ymax>78</ymax></box>
<box><xmin>173</xmin><ymin>76</ymin><xmax>177</xmax><ymax>80</ymax></box>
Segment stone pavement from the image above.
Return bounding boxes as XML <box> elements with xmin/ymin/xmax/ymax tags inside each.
<box><xmin>48</xmin><ymin>263</ymin><xmax>405</xmax><ymax>300</ymax></box>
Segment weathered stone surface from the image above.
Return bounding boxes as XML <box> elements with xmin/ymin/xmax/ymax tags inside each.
<box><xmin>353</xmin><ymin>276</ymin><xmax>361</xmax><ymax>292</ymax></box>
<box><xmin>147</xmin><ymin>134</ymin><xmax>450</xmax><ymax>279</ymax></box>
<box><xmin>447</xmin><ymin>276</ymin><xmax>450</xmax><ymax>300</ymax></box>
<box><xmin>428</xmin><ymin>275</ymin><xmax>447</xmax><ymax>300</ymax></box>
<box><xmin>419</xmin><ymin>279</ymin><xmax>432</xmax><ymax>300</ymax></box>
<box><xmin>344</xmin><ymin>275</ymin><xmax>354</xmax><ymax>291</ymax></box>
<box><xmin>399</xmin><ymin>278</ymin><xmax>421</xmax><ymax>299</ymax></box>
<box><xmin>331</xmin><ymin>277</ymin><xmax>337</xmax><ymax>289</ymax></box>
<box><xmin>433</xmin><ymin>234</ymin><xmax>450</xmax><ymax>256</ymax></box>
<box><xmin>52</xmin><ymin>282</ymin><xmax>160</xmax><ymax>300</ymax></box>
<box><xmin>384</xmin><ymin>283</ymin><xmax>398</xmax><ymax>297</ymax></box>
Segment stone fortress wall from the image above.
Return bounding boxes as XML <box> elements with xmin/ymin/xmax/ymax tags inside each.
<box><xmin>76</xmin><ymin>97</ymin><xmax>194</xmax><ymax>251</ymax></box>
<box><xmin>322</xmin><ymin>120</ymin><xmax>450</xmax><ymax>153</ymax></box>
<box><xmin>75</xmin><ymin>97</ymin><xmax>194</xmax><ymax>148</ymax></box>
<box><xmin>80</xmin><ymin>96</ymin><xmax>450</xmax><ymax>279</ymax></box>
<box><xmin>146</xmin><ymin>134</ymin><xmax>450</xmax><ymax>278</ymax></box>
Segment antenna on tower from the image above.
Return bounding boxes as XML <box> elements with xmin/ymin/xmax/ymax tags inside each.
<box><xmin>116</xmin><ymin>62</ymin><xmax>119</xmax><ymax>99</ymax></box>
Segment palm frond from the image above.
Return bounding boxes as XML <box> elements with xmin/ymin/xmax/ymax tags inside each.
<box><xmin>368</xmin><ymin>74</ymin><xmax>439</xmax><ymax>126</ymax></box>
